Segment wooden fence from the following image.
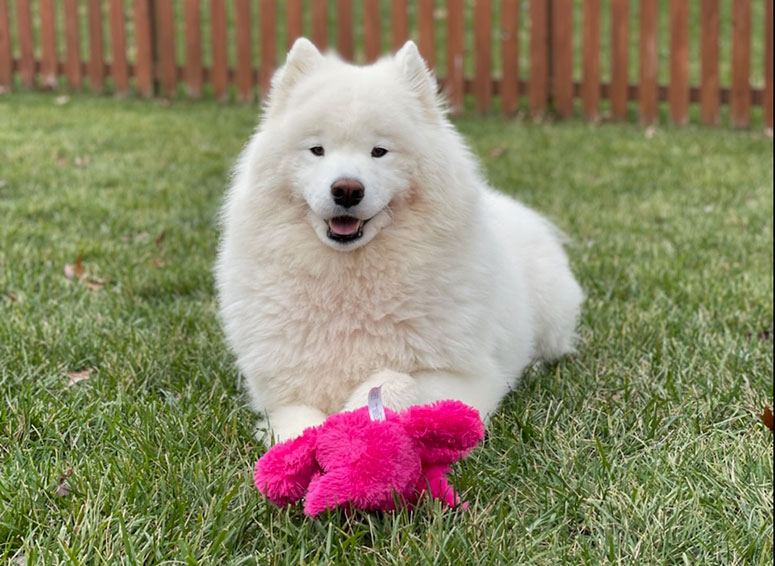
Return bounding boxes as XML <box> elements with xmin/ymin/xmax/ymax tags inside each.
<box><xmin>0</xmin><ymin>1</ymin><xmax>772</xmax><ymax>127</ymax></box>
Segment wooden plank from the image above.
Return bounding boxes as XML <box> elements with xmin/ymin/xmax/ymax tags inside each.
<box><xmin>552</xmin><ymin>0</ymin><xmax>573</xmax><ymax>117</ymax></box>
<box><xmin>639</xmin><ymin>0</ymin><xmax>658</xmax><ymax>124</ymax></box>
<box><xmin>108</xmin><ymin>0</ymin><xmax>129</xmax><ymax>95</ymax></box>
<box><xmin>473</xmin><ymin>0</ymin><xmax>492</xmax><ymax>113</ymax></box>
<box><xmin>730</xmin><ymin>0</ymin><xmax>751</xmax><ymax>127</ymax></box>
<box><xmin>87</xmin><ymin>0</ymin><xmax>104</xmax><ymax>92</ymax></box>
<box><xmin>286</xmin><ymin>0</ymin><xmax>303</xmax><ymax>49</ymax></box>
<box><xmin>16</xmin><ymin>0</ymin><xmax>34</xmax><ymax>87</ymax></box>
<box><xmin>235</xmin><ymin>0</ymin><xmax>253</xmax><ymax>102</ymax></box>
<box><xmin>210</xmin><ymin>0</ymin><xmax>228</xmax><ymax>100</ymax></box>
<box><xmin>610</xmin><ymin>0</ymin><xmax>629</xmax><ymax>120</ymax></box>
<box><xmin>363</xmin><ymin>0</ymin><xmax>381</xmax><ymax>62</ymax></box>
<box><xmin>766</xmin><ymin>0</ymin><xmax>773</xmax><ymax>129</ymax></box>
<box><xmin>184</xmin><ymin>0</ymin><xmax>203</xmax><ymax>97</ymax></box>
<box><xmin>0</xmin><ymin>0</ymin><xmax>10</xmax><ymax>91</ymax></box>
<box><xmin>700</xmin><ymin>0</ymin><xmax>719</xmax><ymax>125</ymax></box>
<box><xmin>39</xmin><ymin>0</ymin><xmax>57</xmax><ymax>88</ymax></box>
<box><xmin>391</xmin><ymin>0</ymin><xmax>408</xmax><ymax>51</ymax></box>
<box><xmin>64</xmin><ymin>0</ymin><xmax>82</xmax><ymax>89</ymax></box>
<box><xmin>417</xmin><ymin>0</ymin><xmax>435</xmax><ymax>68</ymax></box>
<box><xmin>529</xmin><ymin>0</ymin><xmax>548</xmax><ymax>119</ymax></box>
<box><xmin>260</xmin><ymin>0</ymin><xmax>277</xmax><ymax>99</ymax></box>
<box><xmin>446</xmin><ymin>0</ymin><xmax>465</xmax><ymax>113</ymax></box>
<box><xmin>500</xmin><ymin>0</ymin><xmax>519</xmax><ymax>114</ymax></box>
<box><xmin>336</xmin><ymin>0</ymin><xmax>353</xmax><ymax>60</ymax></box>
<box><xmin>669</xmin><ymin>0</ymin><xmax>689</xmax><ymax>125</ymax></box>
<box><xmin>581</xmin><ymin>0</ymin><xmax>600</xmax><ymax>119</ymax></box>
<box><xmin>311</xmin><ymin>0</ymin><xmax>328</xmax><ymax>50</ymax></box>
<box><xmin>133</xmin><ymin>0</ymin><xmax>153</xmax><ymax>96</ymax></box>
<box><xmin>155</xmin><ymin>0</ymin><xmax>177</xmax><ymax>97</ymax></box>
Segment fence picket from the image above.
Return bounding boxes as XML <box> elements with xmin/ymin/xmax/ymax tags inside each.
<box><xmin>730</xmin><ymin>0</ymin><xmax>751</xmax><ymax>127</ymax></box>
<box><xmin>210</xmin><ymin>0</ymin><xmax>228</xmax><ymax>100</ymax></box>
<box><xmin>109</xmin><ymin>0</ymin><xmax>129</xmax><ymax>95</ymax></box>
<box><xmin>552</xmin><ymin>0</ymin><xmax>574</xmax><ymax>118</ymax></box>
<box><xmin>156</xmin><ymin>0</ymin><xmax>177</xmax><ymax>97</ymax></box>
<box><xmin>700</xmin><ymin>0</ymin><xmax>719</xmax><ymax>125</ymax></box>
<box><xmin>639</xmin><ymin>0</ymin><xmax>658</xmax><ymax>124</ymax></box>
<box><xmin>287</xmin><ymin>0</ymin><xmax>303</xmax><ymax>49</ymax></box>
<box><xmin>610</xmin><ymin>0</ymin><xmax>628</xmax><ymax>120</ymax></box>
<box><xmin>184</xmin><ymin>0</ymin><xmax>203</xmax><ymax>97</ymax></box>
<box><xmin>582</xmin><ymin>0</ymin><xmax>600</xmax><ymax>120</ymax></box>
<box><xmin>669</xmin><ymin>0</ymin><xmax>689</xmax><ymax>125</ymax></box>
<box><xmin>63</xmin><ymin>0</ymin><xmax>82</xmax><ymax>89</ymax></box>
<box><xmin>446</xmin><ymin>0</ymin><xmax>464</xmax><ymax>114</ymax></box>
<box><xmin>260</xmin><ymin>0</ymin><xmax>277</xmax><ymax>98</ymax></box>
<box><xmin>87</xmin><ymin>0</ymin><xmax>104</xmax><ymax>93</ymax></box>
<box><xmin>529</xmin><ymin>0</ymin><xmax>547</xmax><ymax>119</ymax></box>
<box><xmin>16</xmin><ymin>0</ymin><xmax>34</xmax><ymax>87</ymax></box>
<box><xmin>39</xmin><ymin>0</ymin><xmax>57</xmax><ymax>88</ymax></box>
<box><xmin>474</xmin><ymin>0</ymin><xmax>492</xmax><ymax>113</ymax></box>
<box><xmin>766</xmin><ymin>0</ymin><xmax>773</xmax><ymax>129</ymax></box>
<box><xmin>235</xmin><ymin>0</ymin><xmax>253</xmax><ymax>102</ymax></box>
<box><xmin>336</xmin><ymin>0</ymin><xmax>353</xmax><ymax>60</ymax></box>
<box><xmin>134</xmin><ymin>0</ymin><xmax>153</xmax><ymax>96</ymax></box>
<box><xmin>311</xmin><ymin>0</ymin><xmax>328</xmax><ymax>50</ymax></box>
<box><xmin>500</xmin><ymin>0</ymin><xmax>519</xmax><ymax>114</ymax></box>
<box><xmin>0</xmin><ymin>0</ymin><xmax>9</xmax><ymax>91</ymax></box>
<box><xmin>391</xmin><ymin>0</ymin><xmax>408</xmax><ymax>51</ymax></box>
<box><xmin>417</xmin><ymin>0</ymin><xmax>434</xmax><ymax>68</ymax></box>
<box><xmin>364</xmin><ymin>0</ymin><xmax>381</xmax><ymax>62</ymax></box>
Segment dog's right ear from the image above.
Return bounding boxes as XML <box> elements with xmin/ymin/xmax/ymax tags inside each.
<box><xmin>265</xmin><ymin>38</ymin><xmax>323</xmax><ymax>115</ymax></box>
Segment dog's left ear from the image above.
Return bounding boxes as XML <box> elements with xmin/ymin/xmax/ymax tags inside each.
<box><xmin>395</xmin><ymin>41</ymin><xmax>441</xmax><ymax>116</ymax></box>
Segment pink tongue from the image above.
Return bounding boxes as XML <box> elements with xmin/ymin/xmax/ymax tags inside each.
<box><xmin>329</xmin><ymin>217</ymin><xmax>362</xmax><ymax>236</ymax></box>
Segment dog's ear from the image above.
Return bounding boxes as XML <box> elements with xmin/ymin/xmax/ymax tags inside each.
<box><xmin>394</xmin><ymin>41</ymin><xmax>440</xmax><ymax>115</ymax></box>
<box><xmin>265</xmin><ymin>38</ymin><xmax>323</xmax><ymax>115</ymax></box>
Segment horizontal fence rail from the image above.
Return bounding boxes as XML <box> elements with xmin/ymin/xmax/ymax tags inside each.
<box><xmin>0</xmin><ymin>0</ymin><xmax>772</xmax><ymax>127</ymax></box>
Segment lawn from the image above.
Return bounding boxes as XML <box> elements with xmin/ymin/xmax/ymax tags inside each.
<box><xmin>0</xmin><ymin>92</ymin><xmax>772</xmax><ymax>566</ymax></box>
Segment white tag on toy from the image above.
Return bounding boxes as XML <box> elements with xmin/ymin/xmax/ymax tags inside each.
<box><xmin>368</xmin><ymin>386</ymin><xmax>386</xmax><ymax>421</ymax></box>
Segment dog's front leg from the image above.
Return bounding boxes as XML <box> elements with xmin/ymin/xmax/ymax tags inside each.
<box><xmin>342</xmin><ymin>369</ymin><xmax>418</xmax><ymax>412</ymax></box>
<box><xmin>261</xmin><ymin>404</ymin><xmax>328</xmax><ymax>445</ymax></box>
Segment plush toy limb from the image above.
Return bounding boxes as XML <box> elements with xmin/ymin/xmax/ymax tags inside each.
<box><xmin>254</xmin><ymin>427</ymin><xmax>320</xmax><ymax>507</ymax></box>
<box><xmin>342</xmin><ymin>369</ymin><xmax>418</xmax><ymax>412</ymax></box>
<box><xmin>415</xmin><ymin>463</ymin><xmax>464</xmax><ymax>508</ymax></box>
<box><xmin>401</xmin><ymin>399</ymin><xmax>485</xmax><ymax>464</ymax></box>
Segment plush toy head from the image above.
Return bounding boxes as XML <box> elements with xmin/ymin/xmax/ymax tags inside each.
<box><xmin>254</xmin><ymin>399</ymin><xmax>484</xmax><ymax>517</ymax></box>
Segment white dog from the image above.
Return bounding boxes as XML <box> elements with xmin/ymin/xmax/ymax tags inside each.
<box><xmin>216</xmin><ymin>39</ymin><xmax>583</xmax><ymax>442</ymax></box>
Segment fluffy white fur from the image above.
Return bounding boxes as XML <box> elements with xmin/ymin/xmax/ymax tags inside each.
<box><xmin>216</xmin><ymin>39</ymin><xmax>583</xmax><ymax>442</ymax></box>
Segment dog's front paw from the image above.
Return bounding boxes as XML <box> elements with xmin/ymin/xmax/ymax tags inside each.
<box><xmin>343</xmin><ymin>369</ymin><xmax>418</xmax><ymax>412</ymax></box>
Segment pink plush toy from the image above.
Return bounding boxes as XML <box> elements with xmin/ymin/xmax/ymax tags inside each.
<box><xmin>254</xmin><ymin>397</ymin><xmax>484</xmax><ymax>517</ymax></box>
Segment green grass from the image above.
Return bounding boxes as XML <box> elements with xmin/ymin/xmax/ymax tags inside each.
<box><xmin>0</xmin><ymin>92</ymin><xmax>772</xmax><ymax>565</ymax></box>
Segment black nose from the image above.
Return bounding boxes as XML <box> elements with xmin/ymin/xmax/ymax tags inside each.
<box><xmin>331</xmin><ymin>178</ymin><xmax>364</xmax><ymax>208</ymax></box>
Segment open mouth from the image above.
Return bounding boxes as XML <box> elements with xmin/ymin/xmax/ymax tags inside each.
<box><xmin>327</xmin><ymin>216</ymin><xmax>369</xmax><ymax>243</ymax></box>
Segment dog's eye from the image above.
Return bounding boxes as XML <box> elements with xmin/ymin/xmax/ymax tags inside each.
<box><xmin>310</xmin><ymin>146</ymin><xmax>325</xmax><ymax>157</ymax></box>
<box><xmin>371</xmin><ymin>146</ymin><xmax>388</xmax><ymax>158</ymax></box>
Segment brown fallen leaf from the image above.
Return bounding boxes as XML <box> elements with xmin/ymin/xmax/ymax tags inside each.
<box><xmin>66</xmin><ymin>368</ymin><xmax>91</xmax><ymax>387</ymax></box>
<box><xmin>85</xmin><ymin>280</ymin><xmax>104</xmax><ymax>292</ymax></box>
<box><xmin>155</xmin><ymin>231</ymin><xmax>166</xmax><ymax>246</ymax></box>
<box><xmin>64</xmin><ymin>255</ymin><xmax>84</xmax><ymax>280</ymax></box>
<box><xmin>74</xmin><ymin>155</ymin><xmax>90</xmax><ymax>169</ymax></box>
<box><xmin>761</xmin><ymin>406</ymin><xmax>774</xmax><ymax>432</ymax></box>
<box><xmin>55</xmin><ymin>469</ymin><xmax>73</xmax><ymax>497</ymax></box>
<box><xmin>488</xmin><ymin>146</ymin><xmax>507</xmax><ymax>159</ymax></box>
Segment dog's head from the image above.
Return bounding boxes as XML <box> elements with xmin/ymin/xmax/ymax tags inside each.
<box><xmin>257</xmin><ymin>38</ymin><xmax>451</xmax><ymax>251</ymax></box>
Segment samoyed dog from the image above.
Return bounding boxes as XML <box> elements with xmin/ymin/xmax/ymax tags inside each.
<box><xmin>216</xmin><ymin>38</ymin><xmax>583</xmax><ymax>442</ymax></box>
